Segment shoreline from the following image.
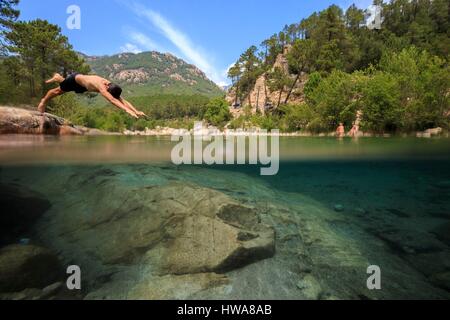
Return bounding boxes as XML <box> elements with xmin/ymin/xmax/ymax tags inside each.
<box><xmin>1</xmin><ymin>106</ymin><xmax>447</xmax><ymax>138</ymax></box>
<box><xmin>123</xmin><ymin>126</ymin><xmax>449</xmax><ymax>138</ymax></box>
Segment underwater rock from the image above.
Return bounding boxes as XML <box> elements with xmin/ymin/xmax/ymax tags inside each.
<box><xmin>433</xmin><ymin>180</ymin><xmax>450</xmax><ymax>190</ymax></box>
<box><xmin>128</xmin><ymin>273</ymin><xmax>230</xmax><ymax>300</ymax></box>
<box><xmin>375</xmin><ymin>229</ymin><xmax>447</xmax><ymax>254</ymax></box>
<box><xmin>40</xmin><ymin>181</ymin><xmax>275</xmax><ymax>275</ymax></box>
<box><xmin>40</xmin><ymin>282</ymin><xmax>64</xmax><ymax>299</ymax></box>
<box><xmin>334</xmin><ymin>204</ymin><xmax>344</xmax><ymax>212</ymax></box>
<box><xmin>430</xmin><ymin>272</ymin><xmax>450</xmax><ymax>291</ymax></box>
<box><xmin>296</xmin><ymin>274</ymin><xmax>322</xmax><ymax>300</ymax></box>
<box><xmin>403</xmin><ymin>251</ymin><xmax>450</xmax><ymax>277</ymax></box>
<box><xmin>86</xmin><ymin>272</ymin><xmax>230</xmax><ymax>300</ymax></box>
<box><xmin>156</xmin><ymin>213</ymin><xmax>275</xmax><ymax>274</ymax></box>
<box><xmin>432</xmin><ymin>222</ymin><xmax>450</xmax><ymax>247</ymax></box>
<box><xmin>0</xmin><ymin>245</ymin><xmax>62</xmax><ymax>292</ymax></box>
<box><xmin>0</xmin><ymin>288</ymin><xmax>42</xmax><ymax>300</ymax></box>
<box><xmin>0</xmin><ymin>282</ymin><xmax>80</xmax><ymax>300</ymax></box>
<box><xmin>0</xmin><ymin>184</ymin><xmax>51</xmax><ymax>246</ymax></box>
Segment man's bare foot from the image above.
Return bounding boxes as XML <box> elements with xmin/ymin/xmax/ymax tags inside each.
<box><xmin>37</xmin><ymin>101</ymin><xmax>46</xmax><ymax>113</ymax></box>
<box><xmin>45</xmin><ymin>73</ymin><xmax>64</xmax><ymax>84</ymax></box>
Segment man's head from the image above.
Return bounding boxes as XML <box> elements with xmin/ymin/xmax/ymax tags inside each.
<box><xmin>107</xmin><ymin>83</ymin><xmax>122</xmax><ymax>99</ymax></box>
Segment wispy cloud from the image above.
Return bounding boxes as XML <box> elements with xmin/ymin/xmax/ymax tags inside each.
<box><xmin>129</xmin><ymin>31</ymin><xmax>162</xmax><ymax>52</ymax></box>
<box><xmin>120</xmin><ymin>43</ymin><xmax>142</xmax><ymax>54</ymax></box>
<box><xmin>120</xmin><ymin>28</ymin><xmax>164</xmax><ymax>54</ymax></box>
<box><xmin>128</xmin><ymin>2</ymin><xmax>227</xmax><ymax>85</ymax></box>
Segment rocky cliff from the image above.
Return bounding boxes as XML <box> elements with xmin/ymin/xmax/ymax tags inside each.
<box><xmin>227</xmin><ymin>46</ymin><xmax>307</xmax><ymax>117</ymax></box>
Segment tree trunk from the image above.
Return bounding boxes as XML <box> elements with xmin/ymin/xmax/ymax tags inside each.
<box><xmin>29</xmin><ymin>66</ymin><xmax>36</xmax><ymax>97</ymax></box>
<box><xmin>284</xmin><ymin>73</ymin><xmax>301</xmax><ymax>104</ymax></box>
<box><xmin>41</xmin><ymin>47</ymin><xmax>47</xmax><ymax>96</ymax></box>
<box><xmin>277</xmin><ymin>88</ymin><xmax>283</xmax><ymax>108</ymax></box>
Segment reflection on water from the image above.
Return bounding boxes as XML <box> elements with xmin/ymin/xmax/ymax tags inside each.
<box><xmin>0</xmin><ymin>136</ymin><xmax>449</xmax><ymax>300</ymax></box>
<box><xmin>1</xmin><ymin>135</ymin><xmax>450</xmax><ymax>165</ymax></box>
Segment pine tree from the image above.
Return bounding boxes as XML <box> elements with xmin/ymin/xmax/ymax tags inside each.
<box><xmin>4</xmin><ymin>19</ymin><xmax>90</xmax><ymax>97</ymax></box>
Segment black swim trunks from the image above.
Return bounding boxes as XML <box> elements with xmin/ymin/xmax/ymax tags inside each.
<box><xmin>60</xmin><ymin>73</ymin><xmax>88</xmax><ymax>94</ymax></box>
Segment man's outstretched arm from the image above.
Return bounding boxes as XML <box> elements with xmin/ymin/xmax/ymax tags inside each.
<box><xmin>120</xmin><ymin>98</ymin><xmax>147</xmax><ymax>117</ymax></box>
<box><xmin>99</xmin><ymin>88</ymin><xmax>139</xmax><ymax>118</ymax></box>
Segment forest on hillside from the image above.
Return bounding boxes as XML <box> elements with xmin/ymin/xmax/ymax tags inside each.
<box><xmin>228</xmin><ymin>0</ymin><xmax>449</xmax><ymax>133</ymax></box>
<box><xmin>0</xmin><ymin>0</ymin><xmax>449</xmax><ymax>133</ymax></box>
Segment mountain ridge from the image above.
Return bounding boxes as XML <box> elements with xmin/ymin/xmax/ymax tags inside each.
<box><xmin>81</xmin><ymin>51</ymin><xmax>223</xmax><ymax>98</ymax></box>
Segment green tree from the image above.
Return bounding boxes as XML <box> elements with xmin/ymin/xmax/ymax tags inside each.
<box><xmin>204</xmin><ymin>97</ymin><xmax>232</xmax><ymax>127</ymax></box>
<box><xmin>4</xmin><ymin>19</ymin><xmax>89</xmax><ymax>98</ymax></box>
<box><xmin>379</xmin><ymin>47</ymin><xmax>449</xmax><ymax>130</ymax></box>
<box><xmin>237</xmin><ymin>45</ymin><xmax>261</xmax><ymax>108</ymax></box>
<box><xmin>0</xmin><ymin>0</ymin><xmax>19</xmax><ymax>53</ymax></box>
<box><xmin>308</xmin><ymin>70</ymin><xmax>360</xmax><ymax>130</ymax></box>
<box><xmin>267</xmin><ymin>66</ymin><xmax>292</xmax><ymax>109</ymax></box>
<box><xmin>279</xmin><ymin>103</ymin><xmax>315</xmax><ymax>132</ymax></box>
<box><xmin>285</xmin><ymin>38</ymin><xmax>314</xmax><ymax>103</ymax></box>
<box><xmin>360</xmin><ymin>72</ymin><xmax>402</xmax><ymax>133</ymax></box>
<box><xmin>228</xmin><ymin>62</ymin><xmax>242</xmax><ymax>106</ymax></box>
<box><xmin>304</xmin><ymin>71</ymin><xmax>322</xmax><ymax>102</ymax></box>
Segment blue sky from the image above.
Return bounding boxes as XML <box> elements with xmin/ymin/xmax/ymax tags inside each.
<box><xmin>18</xmin><ymin>0</ymin><xmax>372</xmax><ymax>85</ymax></box>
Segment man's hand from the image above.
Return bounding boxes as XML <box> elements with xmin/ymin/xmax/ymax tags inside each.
<box><xmin>126</xmin><ymin>109</ymin><xmax>139</xmax><ymax>119</ymax></box>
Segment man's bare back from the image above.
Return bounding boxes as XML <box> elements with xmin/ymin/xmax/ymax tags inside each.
<box><xmin>75</xmin><ymin>74</ymin><xmax>112</xmax><ymax>92</ymax></box>
<box><xmin>38</xmin><ymin>73</ymin><xmax>146</xmax><ymax>119</ymax></box>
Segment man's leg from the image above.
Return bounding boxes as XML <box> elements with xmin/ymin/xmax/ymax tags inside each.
<box><xmin>38</xmin><ymin>87</ymin><xmax>65</xmax><ymax>113</ymax></box>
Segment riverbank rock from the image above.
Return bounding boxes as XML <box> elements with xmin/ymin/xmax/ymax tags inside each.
<box><xmin>0</xmin><ymin>245</ymin><xmax>62</xmax><ymax>292</ymax></box>
<box><xmin>0</xmin><ymin>106</ymin><xmax>114</xmax><ymax>136</ymax></box>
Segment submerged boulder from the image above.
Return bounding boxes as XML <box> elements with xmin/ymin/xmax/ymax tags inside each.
<box><xmin>86</xmin><ymin>273</ymin><xmax>230</xmax><ymax>300</ymax></box>
<box><xmin>0</xmin><ymin>184</ymin><xmax>51</xmax><ymax>246</ymax></box>
<box><xmin>0</xmin><ymin>245</ymin><xmax>62</xmax><ymax>292</ymax></box>
<box><xmin>42</xmin><ymin>181</ymin><xmax>275</xmax><ymax>275</ymax></box>
<box><xmin>432</xmin><ymin>222</ymin><xmax>450</xmax><ymax>247</ymax></box>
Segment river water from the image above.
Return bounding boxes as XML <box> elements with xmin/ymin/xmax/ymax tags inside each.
<box><xmin>1</xmin><ymin>135</ymin><xmax>449</xmax><ymax>299</ymax></box>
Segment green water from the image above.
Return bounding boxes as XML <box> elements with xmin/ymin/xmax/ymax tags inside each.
<box><xmin>1</xmin><ymin>136</ymin><xmax>449</xmax><ymax>300</ymax></box>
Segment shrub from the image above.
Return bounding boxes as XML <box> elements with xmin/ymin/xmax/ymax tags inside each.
<box><xmin>204</xmin><ymin>97</ymin><xmax>232</xmax><ymax>127</ymax></box>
